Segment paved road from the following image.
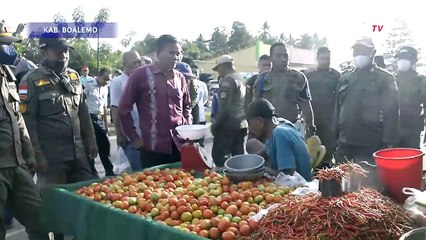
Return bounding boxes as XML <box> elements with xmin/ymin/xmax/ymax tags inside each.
<box><xmin>6</xmin><ymin>130</ymin><xmax>214</xmax><ymax>240</ymax></box>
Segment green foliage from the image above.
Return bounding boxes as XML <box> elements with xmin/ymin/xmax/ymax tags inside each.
<box><xmin>383</xmin><ymin>18</ymin><xmax>419</xmax><ymax>71</ymax></box>
<box><xmin>13</xmin><ymin>7</ymin><xmax>330</xmax><ymax>75</ymax></box>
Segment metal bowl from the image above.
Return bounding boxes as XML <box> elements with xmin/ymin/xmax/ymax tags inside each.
<box><xmin>224</xmin><ymin>154</ymin><xmax>265</xmax><ymax>173</ymax></box>
<box><xmin>224</xmin><ymin>167</ymin><xmax>265</xmax><ymax>183</ymax></box>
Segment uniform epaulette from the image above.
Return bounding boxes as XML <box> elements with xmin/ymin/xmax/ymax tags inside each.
<box><xmin>20</xmin><ymin>68</ymin><xmax>40</xmax><ymax>84</ymax></box>
<box><xmin>375</xmin><ymin>67</ymin><xmax>394</xmax><ymax>78</ymax></box>
<box><xmin>66</xmin><ymin>68</ymin><xmax>78</xmax><ymax>74</ymax></box>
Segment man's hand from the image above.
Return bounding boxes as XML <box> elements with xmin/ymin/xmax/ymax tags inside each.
<box><xmin>305</xmin><ymin>125</ymin><xmax>316</xmax><ymax>139</ymax></box>
<box><xmin>37</xmin><ymin>160</ymin><xmax>48</xmax><ymax>173</ymax></box>
<box><xmin>116</xmin><ymin>133</ymin><xmax>127</xmax><ymax>147</ymax></box>
<box><xmin>26</xmin><ymin>157</ymin><xmax>37</xmax><ymax>172</ymax></box>
<box><xmin>128</xmin><ymin>138</ymin><xmax>144</xmax><ymax>150</ymax></box>
<box><xmin>88</xmin><ymin>146</ymin><xmax>98</xmax><ymax>159</ymax></box>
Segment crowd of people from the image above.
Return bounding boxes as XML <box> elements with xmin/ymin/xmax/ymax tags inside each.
<box><xmin>1</xmin><ymin>17</ymin><xmax>426</xmax><ymax>239</ymax></box>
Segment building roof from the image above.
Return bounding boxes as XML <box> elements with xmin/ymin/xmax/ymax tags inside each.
<box><xmin>288</xmin><ymin>47</ymin><xmax>317</xmax><ymax>65</ymax></box>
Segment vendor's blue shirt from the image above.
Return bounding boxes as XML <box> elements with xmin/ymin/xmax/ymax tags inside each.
<box><xmin>265</xmin><ymin>120</ymin><xmax>312</xmax><ymax>181</ymax></box>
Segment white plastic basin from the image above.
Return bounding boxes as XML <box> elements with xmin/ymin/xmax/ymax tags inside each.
<box><xmin>176</xmin><ymin>124</ymin><xmax>209</xmax><ymax>140</ymax></box>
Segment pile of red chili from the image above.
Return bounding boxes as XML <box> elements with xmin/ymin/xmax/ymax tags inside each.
<box><xmin>315</xmin><ymin>167</ymin><xmax>345</xmax><ymax>181</ymax></box>
<box><xmin>249</xmin><ymin>188</ymin><xmax>417</xmax><ymax>240</ymax></box>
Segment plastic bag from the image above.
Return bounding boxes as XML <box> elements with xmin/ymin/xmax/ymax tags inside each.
<box><xmin>273</xmin><ymin>171</ymin><xmax>308</xmax><ymax>188</ymax></box>
<box><xmin>403</xmin><ymin>188</ymin><xmax>426</xmax><ymax>221</ymax></box>
<box><xmin>249</xmin><ymin>203</ymin><xmax>280</xmax><ymax>222</ymax></box>
<box><xmin>113</xmin><ymin>147</ymin><xmax>132</xmax><ymax>174</ymax></box>
<box><xmin>290</xmin><ymin>179</ymin><xmax>319</xmax><ymax>196</ymax></box>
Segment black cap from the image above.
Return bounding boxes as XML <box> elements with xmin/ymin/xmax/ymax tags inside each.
<box><xmin>39</xmin><ymin>33</ymin><xmax>74</xmax><ymax>51</ymax></box>
<box><xmin>246</xmin><ymin>99</ymin><xmax>277</xmax><ymax>120</ymax></box>
<box><xmin>395</xmin><ymin>46</ymin><xmax>417</xmax><ymax>61</ymax></box>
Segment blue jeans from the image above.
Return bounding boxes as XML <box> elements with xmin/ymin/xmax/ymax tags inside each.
<box><xmin>123</xmin><ymin>147</ymin><xmax>141</xmax><ymax>171</ymax></box>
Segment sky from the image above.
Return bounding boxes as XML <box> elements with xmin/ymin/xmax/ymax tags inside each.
<box><xmin>3</xmin><ymin>0</ymin><xmax>425</xmax><ymax>68</ymax></box>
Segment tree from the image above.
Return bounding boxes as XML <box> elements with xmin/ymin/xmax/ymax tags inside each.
<box><xmin>121</xmin><ymin>31</ymin><xmax>136</xmax><ymax>48</ymax></box>
<box><xmin>72</xmin><ymin>6</ymin><xmax>86</xmax><ymax>39</ymax></box>
<box><xmin>295</xmin><ymin>33</ymin><xmax>313</xmax><ymax>49</ymax></box>
<box><xmin>209</xmin><ymin>27</ymin><xmax>229</xmax><ymax>56</ymax></box>
<box><xmin>294</xmin><ymin>33</ymin><xmax>327</xmax><ymax>50</ymax></box>
<box><xmin>383</xmin><ymin>18</ymin><xmax>418</xmax><ymax>69</ymax></box>
<box><xmin>131</xmin><ymin>33</ymin><xmax>157</xmax><ymax>55</ymax></box>
<box><xmin>68</xmin><ymin>39</ymin><xmax>94</xmax><ymax>71</ymax></box>
<box><xmin>195</xmin><ymin>34</ymin><xmax>209</xmax><ymax>52</ymax></box>
<box><xmin>257</xmin><ymin>21</ymin><xmax>276</xmax><ymax>45</ymax></box>
<box><xmin>228</xmin><ymin>21</ymin><xmax>254</xmax><ymax>52</ymax></box>
<box><xmin>93</xmin><ymin>7</ymin><xmax>111</xmax><ymax>70</ymax></box>
<box><xmin>311</xmin><ymin>33</ymin><xmax>327</xmax><ymax>50</ymax></box>
<box><xmin>182</xmin><ymin>40</ymin><xmax>201</xmax><ymax>60</ymax></box>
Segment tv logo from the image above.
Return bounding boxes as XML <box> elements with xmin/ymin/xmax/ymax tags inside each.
<box><xmin>372</xmin><ymin>25</ymin><xmax>384</xmax><ymax>32</ymax></box>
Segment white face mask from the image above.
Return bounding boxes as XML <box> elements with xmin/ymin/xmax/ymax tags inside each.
<box><xmin>397</xmin><ymin>59</ymin><xmax>412</xmax><ymax>72</ymax></box>
<box><xmin>353</xmin><ymin>55</ymin><xmax>372</xmax><ymax>69</ymax></box>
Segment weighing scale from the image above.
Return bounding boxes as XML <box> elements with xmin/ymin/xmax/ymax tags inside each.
<box><xmin>176</xmin><ymin>125</ymin><xmax>215</xmax><ymax>172</ymax></box>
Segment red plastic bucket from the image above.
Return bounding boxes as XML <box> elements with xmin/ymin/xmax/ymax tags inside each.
<box><xmin>373</xmin><ymin>148</ymin><xmax>424</xmax><ymax>203</ymax></box>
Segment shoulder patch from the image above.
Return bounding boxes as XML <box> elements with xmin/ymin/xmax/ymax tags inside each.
<box><xmin>68</xmin><ymin>72</ymin><xmax>79</xmax><ymax>81</ymax></box>
<box><xmin>35</xmin><ymin>79</ymin><xmax>51</xmax><ymax>87</ymax></box>
<box><xmin>19</xmin><ymin>103</ymin><xmax>27</xmax><ymax>113</ymax></box>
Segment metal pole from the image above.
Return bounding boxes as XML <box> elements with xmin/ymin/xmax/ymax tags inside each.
<box><xmin>97</xmin><ymin>32</ymin><xmax>100</xmax><ymax>72</ymax></box>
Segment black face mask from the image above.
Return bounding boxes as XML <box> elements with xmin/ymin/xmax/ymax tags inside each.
<box><xmin>42</xmin><ymin>59</ymin><xmax>68</xmax><ymax>73</ymax></box>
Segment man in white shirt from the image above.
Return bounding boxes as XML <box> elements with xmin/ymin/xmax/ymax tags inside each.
<box><xmin>192</xmin><ymin>65</ymin><xmax>209</xmax><ymax>146</ymax></box>
<box><xmin>80</xmin><ymin>65</ymin><xmax>95</xmax><ymax>85</ymax></box>
<box><xmin>109</xmin><ymin>50</ymin><xmax>143</xmax><ymax>171</ymax></box>
<box><xmin>84</xmin><ymin>68</ymin><xmax>114</xmax><ymax>176</ymax></box>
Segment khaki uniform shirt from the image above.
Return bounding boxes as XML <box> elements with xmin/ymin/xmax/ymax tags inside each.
<box><xmin>215</xmin><ymin>72</ymin><xmax>247</xmax><ymax>130</ymax></box>
<box><xmin>333</xmin><ymin>66</ymin><xmax>399</xmax><ymax>147</ymax></box>
<box><xmin>396</xmin><ymin>70</ymin><xmax>426</xmax><ymax>131</ymax></box>
<box><xmin>19</xmin><ymin>66</ymin><xmax>96</xmax><ymax>163</ymax></box>
<box><xmin>253</xmin><ymin>68</ymin><xmax>311</xmax><ymax>123</ymax></box>
<box><xmin>0</xmin><ymin>65</ymin><xmax>34</xmax><ymax>168</ymax></box>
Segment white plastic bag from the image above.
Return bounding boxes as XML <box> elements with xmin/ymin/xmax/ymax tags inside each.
<box><xmin>403</xmin><ymin>187</ymin><xmax>426</xmax><ymax>225</ymax></box>
<box><xmin>274</xmin><ymin>171</ymin><xmax>308</xmax><ymax>188</ymax></box>
<box><xmin>113</xmin><ymin>147</ymin><xmax>132</xmax><ymax>174</ymax></box>
<box><xmin>290</xmin><ymin>179</ymin><xmax>319</xmax><ymax>196</ymax></box>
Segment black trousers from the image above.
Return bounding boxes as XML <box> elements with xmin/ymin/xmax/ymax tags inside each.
<box><xmin>212</xmin><ymin>128</ymin><xmax>247</xmax><ymax>167</ymax></box>
<box><xmin>90</xmin><ymin>114</ymin><xmax>114</xmax><ymax>176</ymax></box>
<box><xmin>0</xmin><ymin>166</ymin><xmax>49</xmax><ymax>240</ymax></box>
<box><xmin>397</xmin><ymin>128</ymin><xmax>421</xmax><ymax>149</ymax></box>
<box><xmin>139</xmin><ymin>142</ymin><xmax>181</xmax><ymax>169</ymax></box>
<box><xmin>198</xmin><ymin>121</ymin><xmax>206</xmax><ymax>147</ymax></box>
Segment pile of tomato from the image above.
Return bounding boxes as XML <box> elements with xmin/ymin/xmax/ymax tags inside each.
<box><xmin>75</xmin><ymin>168</ymin><xmax>293</xmax><ymax>240</ymax></box>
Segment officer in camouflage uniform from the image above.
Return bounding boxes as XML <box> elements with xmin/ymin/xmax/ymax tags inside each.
<box><xmin>253</xmin><ymin>43</ymin><xmax>316</xmax><ymax>138</ymax></box>
<box><xmin>333</xmin><ymin>37</ymin><xmax>399</xmax><ymax>164</ymax></box>
<box><xmin>20</xmin><ymin>36</ymin><xmax>98</xmax><ymax>191</ymax></box>
<box><xmin>211</xmin><ymin>55</ymin><xmax>248</xmax><ymax>167</ymax></box>
<box><xmin>304</xmin><ymin>47</ymin><xmax>341</xmax><ymax>167</ymax></box>
<box><xmin>394</xmin><ymin>46</ymin><xmax>426</xmax><ymax>148</ymax></box>
<box><xmin>0</xmin><ymin>22</ymin><xmax>48</xmax><ymax>240</ymax></box>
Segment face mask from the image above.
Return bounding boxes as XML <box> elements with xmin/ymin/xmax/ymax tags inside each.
<box><xmin>0</xmin><ymin>45</ymin><xmax>18</xmax><ymax>65</ymax></box>
<box><xmin>42</xmin><ymin>59</ymin><xmax>68</xmax><ymax>73</ymax></box>
<box><xmin>397</xmin><ymin>59</ymin><xmax>412</xmax><ymax>72</ymax></box>
<box><xmin>353</xmin><ymin>55</ymin><xmax>372</xmax><ymax>69</ymax></box>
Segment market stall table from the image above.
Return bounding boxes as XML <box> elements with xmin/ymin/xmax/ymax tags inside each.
<box><xmin>40</xmin><ymin>162</ymin><xmax>206</xmax><ymax>240</ymax></box>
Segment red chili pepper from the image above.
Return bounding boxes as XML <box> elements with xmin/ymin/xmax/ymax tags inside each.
<box><xmin>252</xmin><ymin>185</ymin><xmax>417</xmax><ymax>240</ymax></box>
